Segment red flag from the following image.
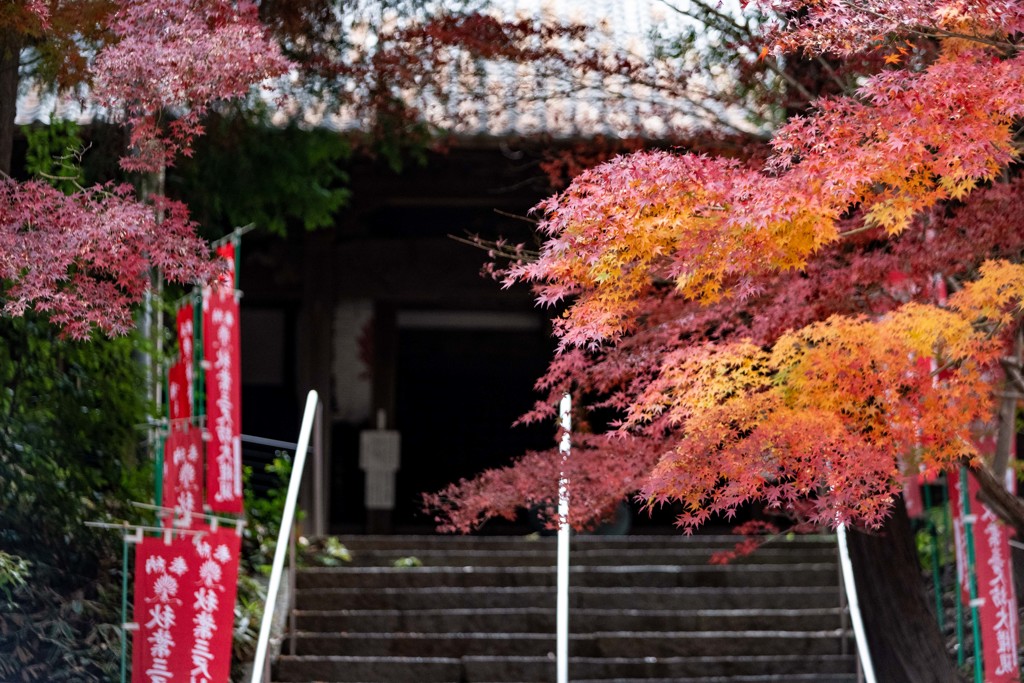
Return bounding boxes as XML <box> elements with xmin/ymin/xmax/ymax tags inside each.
<box><xmin>203</xmin><ymin>243</ymin><xmax>243</xmax><ymax>514</ymax></box>
<box><xmin>132</xmin><ymin>535</ymin><xmax>196</xmax><ymax>683</ymax></box>
<box><xmin>187</xmin><ymin>525</ymin><xmax>242</xmax><ymax>683</ymax></box>
<box><xmin>168</xmin><ymin>361</ymin><xmax>190</xmax><ymax>426</ymax></box>
<box><xmin>177</xmin><ymin>303</ymin><xmax>195</xmax><ymax>365</ymax></box>
<box><xmin>164</xmin><ymin>427</ymin><xmax>203</xmax><ymax>529</ymax></box>
<box><xmin>970</xmin><ymin>434</ymin><xmax>1020</xmax><ymax>682</ymax></box>
<box><xmin>903</xmin><ymin>475</ymin><xmax>924</xmax><ymax>518</ymax></box>
<box><xmin>177</xmin><ymin>304</ymin><xmax>195</xmax><ymax>417</ymax></box>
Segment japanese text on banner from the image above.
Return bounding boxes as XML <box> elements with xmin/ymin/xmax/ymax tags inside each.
<box><xmin>132</xmin><ymin>536</ymin><xmax>195</xmax><ymax>683</ymax></box>
<box><xmin>189</xmin><ymin>526</ymin><xmax>241</xmax><ymax>683</ymax></box>
<box><xmin>202</xmin><ymin>243</ymin><xmax>242</xmax><ymax>514</ymax></box>
<box><xmin>163</xmin><ymin>428</ymin><xmax>203</xmax><ymax>529</ymax></box>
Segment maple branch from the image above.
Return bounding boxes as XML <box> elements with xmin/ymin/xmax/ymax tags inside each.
<box><xmin>660</xmin><ymin>0</ymin><xmax>823</xmax><ymax>106</ymax></box>
<box><xmin>999</xmin><ymin>357</ymin><xmax>1024</xmax><ymax>395</ymax></box>
<box><xmin>972</xmin><ymin>461</ymin><xmax>1024</xmax><ymax>539</ymax></box>
<box><xmin>658</xmin><ymin>0</ymin><xmax>749</xmax><ymax>42</ymax></box>
<box><xmin>447</xmin><ymin>233</ymin><xmax>540</xmax><ymax>261</ymax></box>
<box><xmin>913</xmin><ymin>27</ymin><xmax>1016</xmax><ymax>52</ymax></box>
<box><xmin>492</xmin><ymin>208</ymin><xmax>538</xmax><ymax>225</ymax></box>
<box><xmin>843</xmin><ymin>1</ymin><xmax>1018</xmax><ymax>53</ymax></box>
<box><xmin>811</xmin><ymin>56</ymin><xmax>851</xmax><ymax>95</ymax></box>
<box><xmin>33</xmin><ymin>170</ymin><xmax>85</xmax><ymax>189</ymax></box>
<box><xmin>763</xmin><ymin>57</ymin><xmax>818</xmax><ymax>104</ymax></box>
<box><xmin>836</xmin><ymin>224</ymin><xmax>879</xmax><ymax>238</ymax></box>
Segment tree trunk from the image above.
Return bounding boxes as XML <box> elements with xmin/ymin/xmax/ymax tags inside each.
<box><xmin>847</xmin><ymin>497</ymin><xmax>964</xmax><ymax>682</ymax></box>
<box><xmin>0</xmin><ymin>28</ymin><xmax>21</xmax><ymax>177</ymax></box>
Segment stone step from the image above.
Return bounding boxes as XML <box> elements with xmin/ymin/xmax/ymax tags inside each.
<box><xmin>566</xmin><ymin>676</ymin><xmax>858</xmax><ymax>683</ymax></box>
<box><xmin>273</xmin><ymin>676</ymin><xmax>858</xmax><ymax>683</ymax></box>
<box><xmin>274</xmin><ymin>656</ymin><xmax>460</xmax><ymax>682</ymax></box>
<box><xmin>462</xmin><ymin>654</ymin><xmax>859</xmax><ymax>681</ymax></box>
<box><xmin>293</xmin><ymin>585</ymin><xmax>842</xmax><ymax>611</ymax></box>
<box><xmin>496</xmin><ymin>677</ymin><xmax>858</xmax><ymax>683</ymax></box>
<box><xmin>294</xmin><ymin>606</ymin><xmax>846</xmax><ymax>633</ymax></box>
<box><xmin>290</xmin><ymin>630</ymin><xmax>849</xmax><ymax>658</ymax></box>
<box><xmin>264</xmin><ymin>679</ymin><xmax>853</xmax><ymax>683</ymax></box>
<box><xmin>332</xmin><ymin>534</ymin><xmax>838</xmax><ymax>553</ymax></box>
<box><xmin>274</xmin><ymin>654</ymin><xmax>858</xmax><ymax>682</ymax></box>
<box><xmin>341</xmin><ymin>546</ymin><xmax>838</xmax><ymax>567</ymax></box>
<box><xmin>296</xmin><ymin>563</ymin><xmax>838</xmax><ymax>590</ymax></box>
<box><xmin>280</xmin><ymin>534</ymin><xmax>850</xmax><ymax>683</ymax></box>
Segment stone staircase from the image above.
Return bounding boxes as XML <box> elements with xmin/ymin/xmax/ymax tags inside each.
<box><xmin>275</xmin><ymin>534</ymin><xmax>858</xmax><ymax>683</ymax></box>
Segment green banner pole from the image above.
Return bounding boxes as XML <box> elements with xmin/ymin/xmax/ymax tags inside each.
<box><xmin>960</xmin><ymin>465</ymin><xmax>984</xmax><ymax>683</ymax></box>
<box><xmin>945</xmin><ymin>477</ymin><xmax>965</xmax><ymax>667</ymax></box>
<box><xmin>120</xmin><ymin>535</ymin><xmax>129</xmax><ymax>683</ymax></box>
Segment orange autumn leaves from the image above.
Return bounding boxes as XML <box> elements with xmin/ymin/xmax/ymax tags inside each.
<box><xmin>516</xmin><ymin>45</ymin><xmax>1024</xmax><ymax>351</ymax></box>
<box><xmin>632</xmin><ymin>267</ymin><xmax>1022</xmax><ymax>529</ymax></box>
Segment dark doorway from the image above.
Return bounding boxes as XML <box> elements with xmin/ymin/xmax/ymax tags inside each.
<box><xmin>392</xmin><ymin>323</ymin><xmax>554</xmax><ymax>528</ymax></box>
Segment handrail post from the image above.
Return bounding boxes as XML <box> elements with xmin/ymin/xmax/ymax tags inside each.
<box><xmin>250</xmin><ymin>390</ymin><xmax>319</xmax><ymax>683</ymax></box>
<box><xmin>556</xmin><ymin>393</ymin><xmax>571</xmax><ymax>683</ymax></box>
<box><xmin>313</xmin><ymin>401</ymin><xmax>325</xmax><ymax>537</ymax></box>
<box><xmin>288</xmin><ymin>519</ymin><xmax>297</xmax><ymax>656</ymax></box>
<box><xmin>837</xmin><ymin>547</ymin><xmax>849</xmax><ymax>656</ymax></box>
<box><xmin>836</xmin><ymin>523</ymin><xmax>877</xmax><ymax>683</ymax></box>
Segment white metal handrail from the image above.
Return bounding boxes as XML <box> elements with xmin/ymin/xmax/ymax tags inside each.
<box><xmin>250</xmin><ymin>390</ymin><xmax>319</xmax><ymax>683</ymax></box>
<box><xmin>837</xmin><ymin>523</ymin><xmax>876</xmax><ymax>683</ymax></box>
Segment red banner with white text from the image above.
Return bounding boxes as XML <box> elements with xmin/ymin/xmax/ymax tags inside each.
<box><xmin>187</xmin><ymin>526</ymin><xmax>241</xmax><ymax>683</ymax></box>
<box><xmin>132</xmin><ymin>535</ymin><xmax>196</xmax><ymax>683</ymax></box>
<box><xmin>177</xmin><ymin>303</ymin><xmax>195</xmax><ymax>417</ymax></box>
<box><xmin>203</xmin><ymin>243</ymin><xmax>243</xmax><ymax>514</ymax></box>
<box><xmin>972</xmin><ymin>433</ymin><xmax>1019</xmax><ymax>682</ymax></box>
<box><xmin>163</xmin><ymin>427</ymin><xmax>203</xmax><ymax>528</ymax></box>
<box><xmin>168</xmin><ymin>360</ymin><xmax>190</xmax><ymax>427</ymax></box>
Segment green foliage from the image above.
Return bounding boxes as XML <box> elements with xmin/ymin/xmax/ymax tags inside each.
<box><xmin>231</xmin><ymin>454</ymin><xmax>353</xmax><ymax>676</ymax></box>
<box><xmin>392</xmin><ymin>556</ymin><xmax>423</xmax><ymax>568</ymax></box>
<box><xmin>171</xmin><ymin>112</ymin><xmax>352</xmax><ymax>237</ymax></box>
<box><xmin>0</xmin><ymin>315</ymin><xmax>149</xmax><ymax>682</ymax></box>
<box><xmin>315</xmin><ymin>537</ymin><xmax>352</xmax><ymax>566</ymax></box>
<box><xmin>21</xmin><ymin>120</ymin><xmax>84</xmax><ymax>194</ymax></box>
<box><xmin>232</xmin><ymin>454</ymin><xmax>294</xmax><ymax>677</ymax></box>
<box><xmin>915</xmin><ymin>503</ymin><xmax>953</xmax><ymax>573</ymax></box>
<box><xmin>231</xmin><ymin>571</ymin><xmax>267</xmax><ymax>673</ymax></box>
<box><xmin>240</xmin><ymin>454</ymin><xmax>297</xmax><ymax>574</ymax></box>
<box><xmin>0</xmin><ymin>551</ymin><xmax>30</xmax><ymax>600</ymax></box>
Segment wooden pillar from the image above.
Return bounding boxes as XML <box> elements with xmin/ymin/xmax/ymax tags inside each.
<box><xmin>298</xmin><ymin>229</ymin><xmax>335</xmax><ymax>536</ymax></box>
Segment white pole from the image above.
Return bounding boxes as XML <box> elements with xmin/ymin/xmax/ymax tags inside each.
<box><xmin>556</xmin><ymin>393</ymin><xmax>571</xmax><ymax>683</ymax></box>
<box><xmin>836</xmin><ymin>523</ymin><xmax>877</xmax><ymax>683</ymax></box>
<box><xmin>250</xmin><ymin>390</ymin><xmax>319</xmax><ymax>683</ymax></box>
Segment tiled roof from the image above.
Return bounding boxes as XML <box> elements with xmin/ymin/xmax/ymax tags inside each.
<box><xmin>17</xmin><ymin>0</ymin><xmax>752</xmax><ymax>139</ymax></box>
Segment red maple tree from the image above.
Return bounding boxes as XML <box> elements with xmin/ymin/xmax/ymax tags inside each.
<box><xmin>427</xmin><ymin>3</ymin><xmax>1024</xmax><ymax>677</ymax></box>
<box><xmin>1</xmin><ymin>0</ymin><xmax>289</xmax><ymax>337</ymax></box>
<box><xmin>3</xmin><ymin>0</ymin><xmax>727</xmax><ymax>336</ymax></box>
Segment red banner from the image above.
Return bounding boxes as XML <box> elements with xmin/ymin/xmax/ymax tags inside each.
<box><xmin>187</xmin><ymin>526</ymin><xmax>242</xmax><ymax>683</ymax></box>
<box><xmin>971</xmin><ymin>433</ymin><xmax>1019</xmax><ymax>682</ymax></box>
<box><xmin>975</xmin><ymin>495</ymin><xmax>1019</xmax><ymax>681</ymax></box>
<box><xmin>177</xmin><ymin>303</ymin><xmax>195</xmax><ymax>364</ymax></box>
<box><xmin>177</xmin><ymin>303</ymin><xmax>195</xmax><ymax>417</ymax></box>
<box><xmin>203</xmin><ymin>243</ymin><xmax>243</xmax><ymax>514</ymax></box>
<box><xmin>163</xmin><ymin>428</ymin><xmax>203</xmax><ymax>528</ymax></box>
<box><xmin>132</xmin><ymin>535</ymin><xmax>196</xmax><ymax>683</ymax></box>
<box><xmin>168</xmin><ymin>360</ymin><xmax>190</xmax><ymax>426</ymax></box>
<box><xmin>903</xmin><ymin>475</ymin><xmax>924</xmax><ymax>518</ymax></box>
